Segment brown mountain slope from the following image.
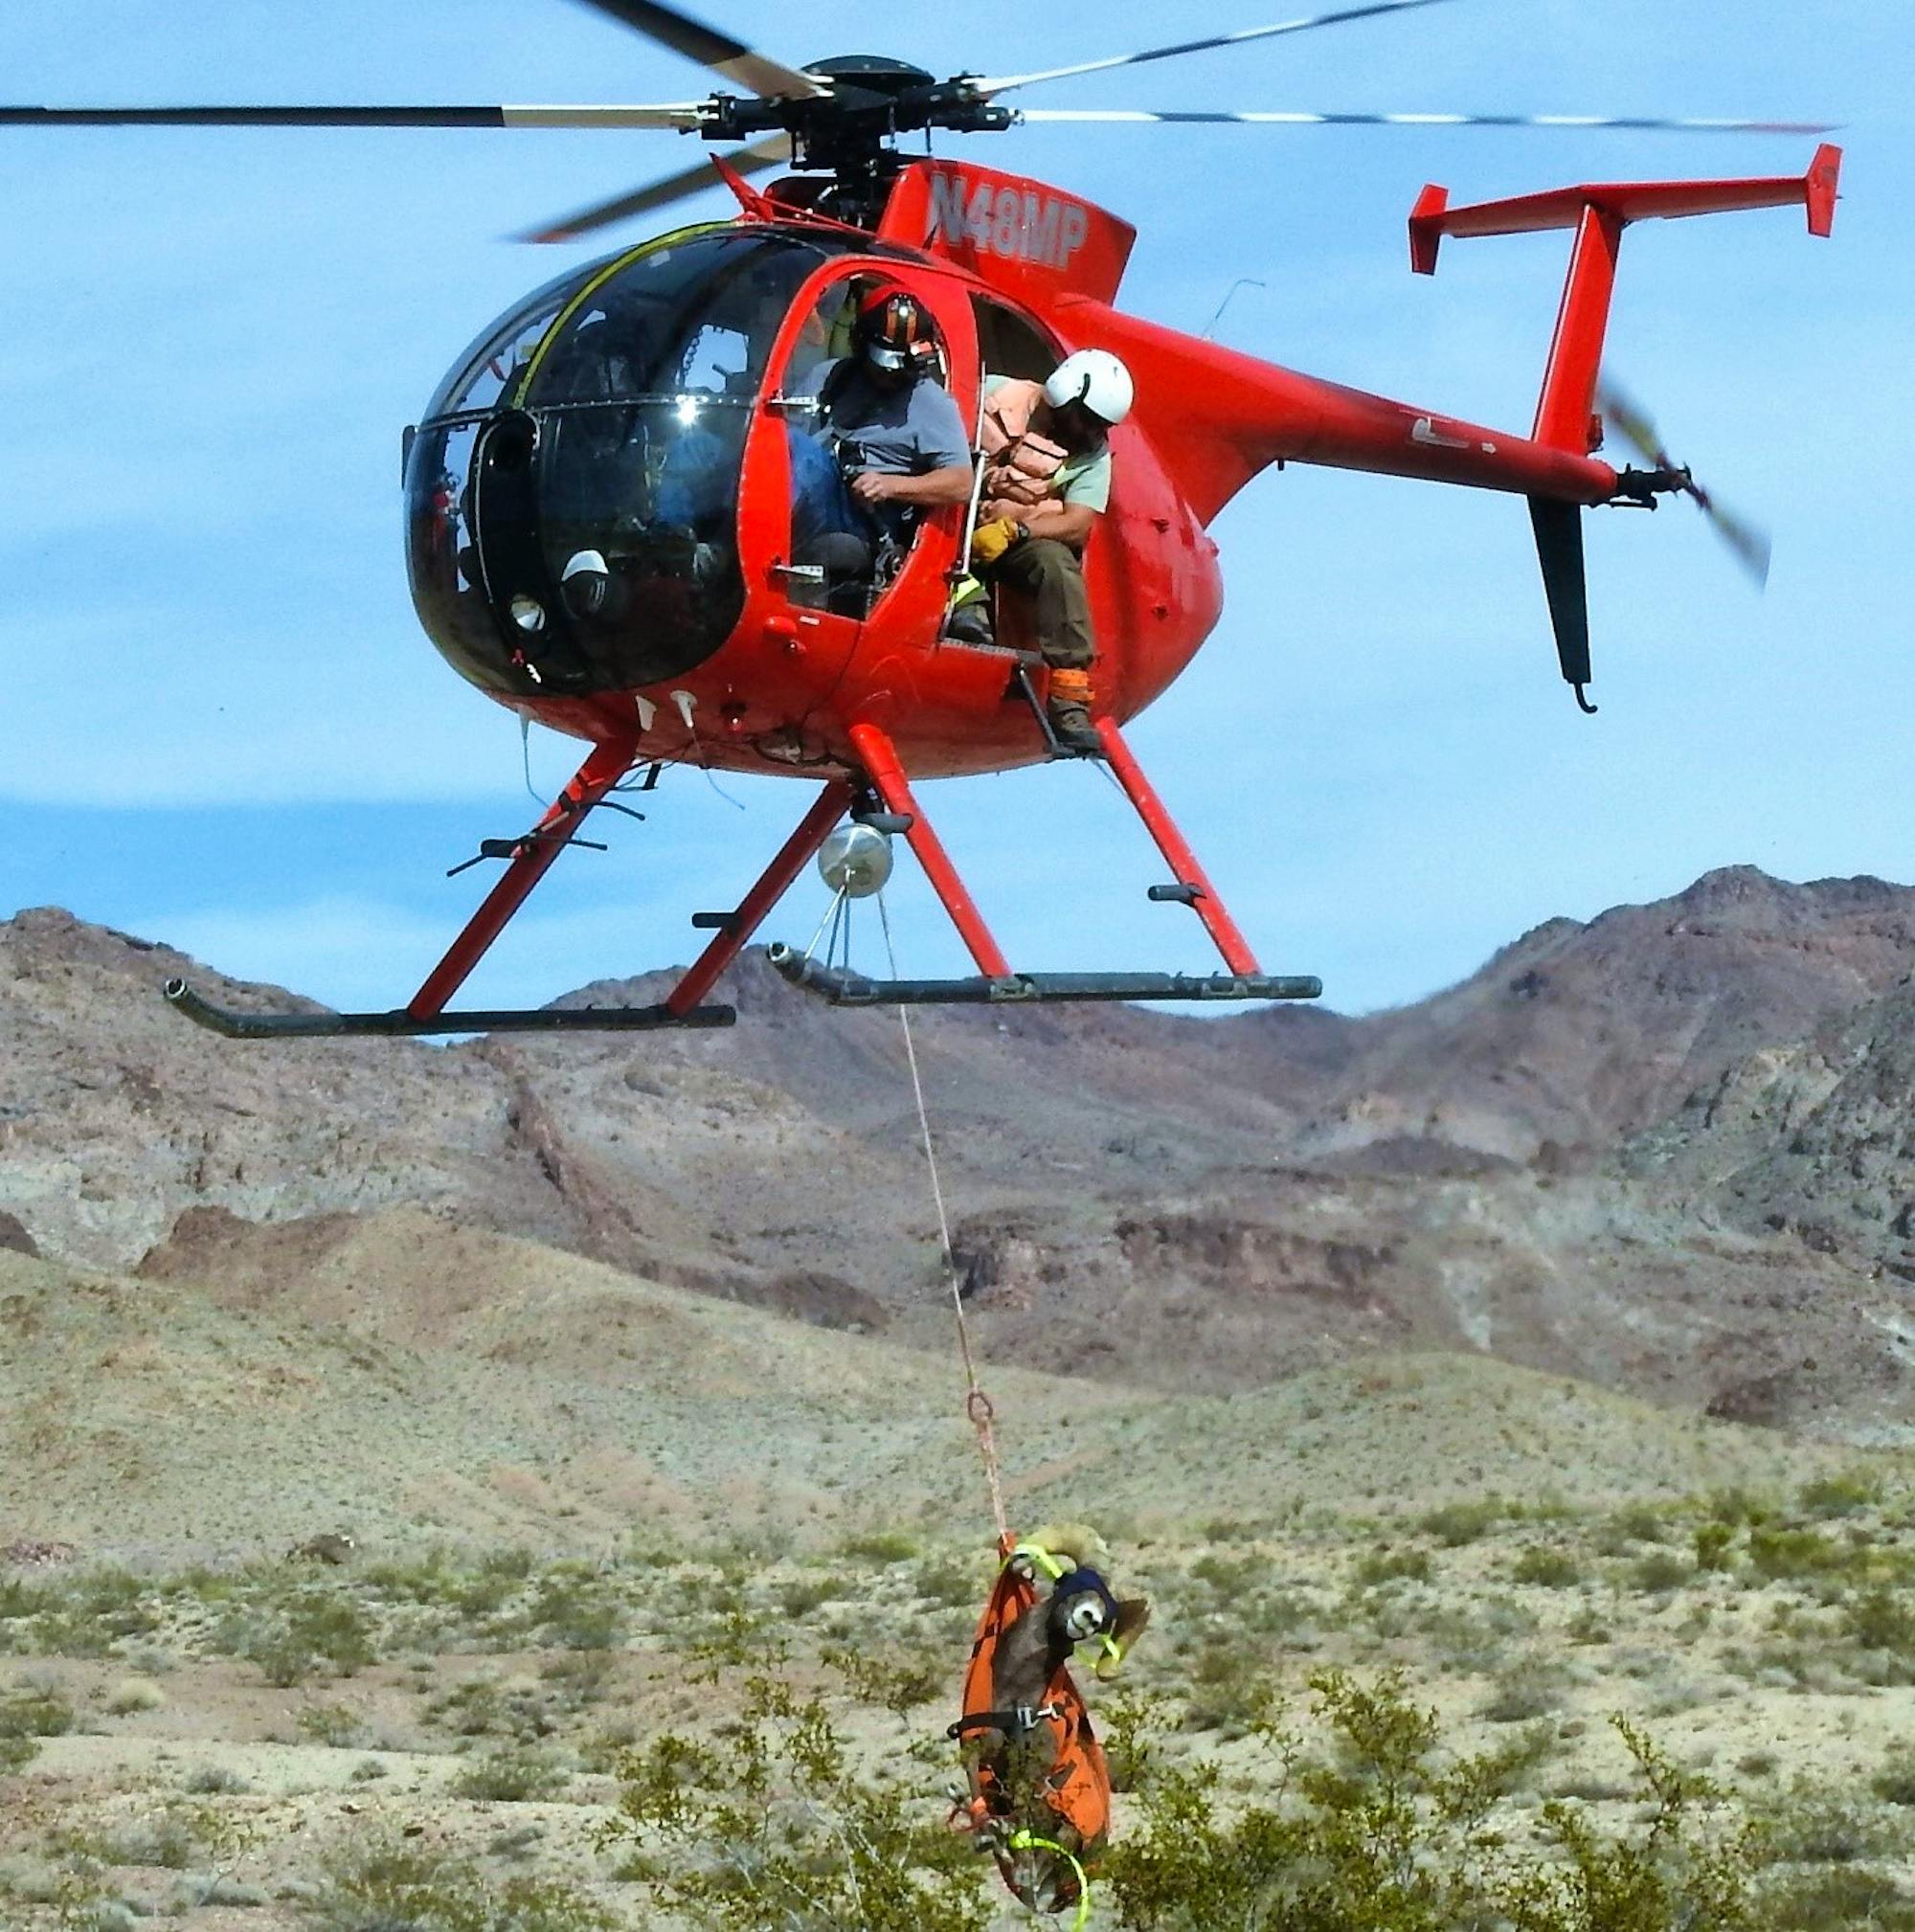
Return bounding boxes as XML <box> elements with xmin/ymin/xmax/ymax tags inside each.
<box><xmin>6</xmin><ymin>865</ymin><xmax>1914</xmax><ymax>1437</ymax></box>
<box><xmin>1269</xmin><ymin>867</ymin><xmax>1915</xmax><ymax>1161</ymax></box>
<box><xmin>0</xmin><ymin>1238</ymin><xmax>1839</xmax><ymax>1562</ymax></box>
<box><xmin>1633</xmin><ymin>972</ymin><xmax>1915</xmax><ymax>1282</ymax></box>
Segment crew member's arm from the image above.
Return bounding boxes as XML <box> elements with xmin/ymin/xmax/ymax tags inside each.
<box><xmin>1014</xmin><ymin>500</ymin><xmax>1097</xmax><ymax>550</ymax></box>
<box><xmin>850</xmin><ymin>464</ymin><xmax>973</xmax><ymax>508</ymax></box>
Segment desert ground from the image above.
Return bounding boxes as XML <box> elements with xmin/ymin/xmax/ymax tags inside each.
<box><xmin>4</xmin><ymin>868</ymin><xmax>1915</xmax><ymax>1926</ymax></box>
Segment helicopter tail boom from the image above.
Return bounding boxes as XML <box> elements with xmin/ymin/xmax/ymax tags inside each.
<box><xmin>1063</xmin><ymin>301</ymin><xmax>1616</xmax><ymax>526</ymax></box>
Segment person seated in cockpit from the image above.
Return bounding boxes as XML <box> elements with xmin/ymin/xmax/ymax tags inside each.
<box><xmin>792</xmin><ymin>283</ymin><xmax>972</xmax><ymax>582</ymax></box>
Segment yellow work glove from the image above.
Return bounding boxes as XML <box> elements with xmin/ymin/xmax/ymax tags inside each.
<box><xmin>970</xmin><ymin>516</ymin><xmax>1026</xmax><ymax>568</ymax></box>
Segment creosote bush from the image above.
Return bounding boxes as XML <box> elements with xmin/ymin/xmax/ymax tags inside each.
<box><xmin>299</xmin><ymin>1839</ymin><xmax>617</xmax><ymax>1931</ymax></box>
<box><xmin>604</xmin><ymin>1615</ymin><xmax>991</xmax><ymax>1932</ymax></box>
<box><xmin>1107</xmin><ymin>1669</ymin><xmax>1763</xmax><ymax>1932</ymax></box>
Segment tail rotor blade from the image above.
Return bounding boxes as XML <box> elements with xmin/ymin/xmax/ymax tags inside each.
<box><xmin>1598</xmin><ymin>379</ymin><xmax>1671</xmax><ymax>471</ymax></box>
<box><xmin>1602</xmin><ymin>377</ymin><xmax>1770</xmax><ymax>589</ymax></box>
<box><xmin>1700</xmin><ymin>494</ymin><xmax>1772</xmax><ymax>588</ymax></box>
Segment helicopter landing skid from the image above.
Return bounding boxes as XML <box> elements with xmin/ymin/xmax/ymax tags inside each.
<box><xmin>788</xmin><ymin>718</ymin><xmax>1318</xmax><ymax>1008</ymax></box>
<box><xmin>163</xmin><ymin>981</ymin><xmax>733</xmax><ymax>1038</ymax></box>
<box><xmin>765</xmin><ymin>955</ymin><xmax>1319</xmax><ymax>1006</ymax></box>
<box><xmin>159</xmin><ymin>753</ymin><xmax>865</xmax><ymax>1042</ymax></box>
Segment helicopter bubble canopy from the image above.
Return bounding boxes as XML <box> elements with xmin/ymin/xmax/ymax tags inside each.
<box><xmin>405</xmin><ymin>227</ymin><xmax>851</xmax><ymax>697</ymax></box>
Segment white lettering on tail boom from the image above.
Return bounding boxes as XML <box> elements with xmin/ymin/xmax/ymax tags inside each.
<box><xmin>925</xmin><ymin>170</ymin><xmax>1092</xmax><ymax>272</ymax></box>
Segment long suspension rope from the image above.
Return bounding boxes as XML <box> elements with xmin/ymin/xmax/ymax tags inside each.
<box><xmin>877</xmin><ymin>889</ymin><xmax>1009</xmax><ymax>1547</ymax></box>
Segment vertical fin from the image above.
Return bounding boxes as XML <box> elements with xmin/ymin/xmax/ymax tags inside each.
<box><xmin>1527</xmin><ymin>496</ymin><xmax>1596</xmax><ymax>713</ymax></box>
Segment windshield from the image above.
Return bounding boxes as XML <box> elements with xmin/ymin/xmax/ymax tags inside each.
<box><xmin>407</xmin><ymin>229</ymin><xmax>850</xmax><ymax>695</ymax></box>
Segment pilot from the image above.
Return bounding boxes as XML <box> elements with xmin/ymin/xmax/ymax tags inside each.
<box><xmin>800</xmin><ymin>283</ymin><xmax>973</xmax><ymax>565</ymax></box>
<box><xmin>966</xmin><ymin>349</ymin><xmax>1134</xmax><ymax>753</ymax></box>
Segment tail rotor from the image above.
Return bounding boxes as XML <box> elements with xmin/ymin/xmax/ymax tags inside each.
<box><xmin>1602</xmin><ymin>379</ymin><xmax>1771</xmax><ymax>588</ymax></box>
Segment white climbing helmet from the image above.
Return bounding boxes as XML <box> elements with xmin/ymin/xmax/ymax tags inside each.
<box><xmin>1044</xmin><ymin>348</ymin><xmax>1134</xmax><ymax>429</ymax></box>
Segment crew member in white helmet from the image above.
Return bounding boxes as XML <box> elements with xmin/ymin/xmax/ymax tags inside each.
<box><xmin>966</xmin><ymin>348</ymin><xmax>1134</xmax><ymax>753</ymax></box>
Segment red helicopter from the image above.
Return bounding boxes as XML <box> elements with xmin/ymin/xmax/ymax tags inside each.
<box><xmin>11</xmin><ymin>0</ymin><xmax>1840</xmax><ymax>1039</ymax></box>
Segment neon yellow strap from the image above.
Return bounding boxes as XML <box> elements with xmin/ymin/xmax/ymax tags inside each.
<box><xmin>1007</xmin><ymin>1831</ymin><xmax>1092</xmax><ymax>1929</ymax></box>
<box><xmin>1010</xmin><ymin>1541</ymin><xmax>1068</xmax><ymax>1584</ymax></box>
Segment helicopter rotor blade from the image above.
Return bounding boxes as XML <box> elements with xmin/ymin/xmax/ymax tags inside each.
<box><xmin>568</xmin><ymin>0</ymin><xmax>827</xmax><ymax>101</ymax></box>
<box><xmin>1600</xmin><ymin>378</ymin><xmax>1771</xmax><ymax>590</ymax></box>
<box><xmin>0</xmin><ymin>102</ymin><xmax>709</xmax><ymax>129</ymax></box>
<box><xmin>972</xmin><ymin>0</ymin><xmax>1455</xmax><ymax>98</ymax></box>
<box><xmin>515</xmin><ymin>131</ymin><xmax>792</xmax><ymax>244</ymax></box>
<box><xmin>1013</xmin><ymin>108</ymin><xmax>1836</xmax><ymax>134</ymax></box>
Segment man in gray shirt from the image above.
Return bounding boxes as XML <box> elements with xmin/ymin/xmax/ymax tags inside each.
<box><xmin>811</xmin><ymin>284</ymin><xmax>972</xmax><ymax>548</ymax></box>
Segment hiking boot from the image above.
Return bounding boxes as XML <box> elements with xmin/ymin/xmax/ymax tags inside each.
<box><xmin>1046</xmin><ymin>697</ymin><xmax>1102</xmax><ymax>753</ymax></box>
<box><xmin>945</xmin><ymin>599</ymin><xmax>995</xmax><ymax>646</ymax></box>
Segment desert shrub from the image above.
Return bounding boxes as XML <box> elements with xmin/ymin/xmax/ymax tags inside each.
<box><xmin>1705</xmin><ymin>1487</ymin><xmax>1778</xmax><ymax>1528</ymax></box>
<box><xmin>821</xmin><ymin>1644</ymin><xmax>940</xmax><ymax>1724</ymax></box>
<box><xmin>1107</xmin><ymin>1671</ymin><xmax>1759</xmax><ymax>1932</ymax></box>
<box><xmin>96</xmin><ymin>1807</ymin><xmax>202</xmax><ymax>1870</ymax></box>
<box><xmin>1596</xmin><ymin>1503</ymin><xmax>1674</xmax><ymax>1554</ymax></box>
<box><xmin>1843</xmin><ymin>1585</ymin><xmax>1915</xmax><ymax>1657</ymax></box>
<box><xmin>0</xmin><ymin>1733</ymin><xmax>41</xmax><ymax>1774</ymax></box>
<box><xmin>775</xmin><ymin>1575</ymin><xmax>847</xmax><ymax>1620</ymax></box>
<box><xmin>0</xmin><ymin>1684</ymin><xmax>75</xmax><ymax>1737</ymax></box>
<box><xmin>1477</xmin><ymin>1660</ymin><xmax>1567</xmax><ymax>1724</ymax></box>
<box><xmin>215</xmin><ymin>1589</ymin><xmax>376</xmax><ymax>1686</ymax></box>
<box><xmin>299</xmin><ymin>1839</ymin><xmax>617</xmax><ymax>1931</ymax></box>
<box><xmin>1629</xmin><ymin>1550</ymin><xmax>1695</xmax><ymax>1595</ymax></box>
<box><xmin>1182</xmin><ymin>1636</ymin><xmax>1272</xmax><ymax>1738</ymax></box>
<box><xmin>606</xmin><ymin>1633</ymin><xmax>994</xmax><ymax>1931</ymax></box>
<box><xmin>529</xmin><ymin>1572</ymin><xmax>626</xmax><ymax>1652</ymax></box>
<box><xmin>1512</xmin><ymin>1545</ymin><xmax>1584</xmax><ymax>1588</ymax></box>
<box><xmin>0</xmin><ymin>1575</ymin><xmax>48</xmax><ymax>1622</ymax></box>
<box><xmin>1187</xmin><ymin>1550</ymin><xmax>1262</xmax><ymax>1591</ymax></box>
<box><xmin>838</xmin><ymin>1529</ymin><xmax>918</xmax><ymax>1564</ymax></box>
<box><xmin>1766</xmin><ymin>1867</ymin><xmax>1915</xmax><ymax>1930</ymax></box>
<box><xmin>1418</xmin><ymin>1498</ymin><xmax>1505</xmax><ymax>1547</ymax></box>
<box><xmin>1873</xmin><ymin>1748</ymin><xmax>1915</xmax><ymax>1808</ymax></box>
<box><xmin>1746</xmin><ymin>1527</ymin><xmax>1852</xmax><ymax>1583</ymax></box>
<box><xmin>1353</xmin><ymin>1547</ymin><xmax>1431</xmax><ymax>1587</ymax></box>
<box><xmin>1756</xmin><ymin>1783</ymin><xmax>1904</xmax><ymax>1864</ymax></box>
<box><xmin>428</xmin><ymin>1674</ymin><xmax>562</xmax><ymax>1742</ymax></box>
<box><xmin>26</xmin><ymin>1566</ymin><xmax>160</xmax><ymax>1656</ymax></box>
<box><xmin>1694</xmin><ymin>1521</ymin><xmax>1736</xmax><ymax>1571</ymax></box>
<box><xmin>296</xmin><ymin>1701</ymin><xmax>369</xmax><ymax>1748</ymax></box>
<box><xmin>181</xmin><ymin>1764</ymin><xmax>250</xmax><ymax>1794</ymax></box>
<box><xmin>1796</xmin><ymin>1471</ymin><xmax>1881</xmax><ymax>1519</ymax></box>
<box><xmin>452</xmin><ymin>1745</ymin><xmax>572</xmax><ymax>1804</ymax></box>
<box><xmin>911</xmin><ymin>1551</ymin><xmax>982</xmax><ymax>1609</ymax></box>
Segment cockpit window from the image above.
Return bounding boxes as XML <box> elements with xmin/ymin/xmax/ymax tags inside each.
<box><xmin>519</xmin><ymin>231</ymin><xmax>832</xmax><ymax>410</ymax></box>
<box><xmin>406</xmin><ymin>229</ymin><xmax>858</xmax><ymax>696</ymax></box>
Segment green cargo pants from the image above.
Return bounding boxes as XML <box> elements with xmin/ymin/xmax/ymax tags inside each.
<box><xmin>980</xmin><ymin>537</ymin><xmax>1094</xmax><ymax>670</ymax></box>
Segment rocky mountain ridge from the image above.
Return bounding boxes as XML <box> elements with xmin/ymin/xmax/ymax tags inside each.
<box><xmin>4</xmin><ymin>864</ymin><xmax>1913</xmax><ymax>1438</ymax></box>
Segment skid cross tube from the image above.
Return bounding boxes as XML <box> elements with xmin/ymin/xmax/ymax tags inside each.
<box><xmin>1093</xmin><ymin>717</ymin><xmax>1261</xmax><ymax>976</ymax></box>
<box><xmin>848</xmin><ymin>720</ymin><xmax>1013</xmax><ymax>979</ymax></box>
<box><xmin>408</xmin><ymin>734</ymin><xmax>639</xmax><ymax>1020</ymax></box>
<box><xmin>664</xmin><ymin>779</ymin><xmax>857</xmax><ymax>1017</ymax></box>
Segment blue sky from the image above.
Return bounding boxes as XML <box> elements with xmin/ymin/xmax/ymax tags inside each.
<box><xmin>2</xmin><ymin>0</ymin><xmax>1907</xmax><ymax>1017</ymax></box>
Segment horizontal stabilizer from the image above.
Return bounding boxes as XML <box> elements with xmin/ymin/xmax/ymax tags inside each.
<box><xmin>1410</xmin><ymin>143</ymin><xmax>1841</xmax><ymax>272</ymax></box>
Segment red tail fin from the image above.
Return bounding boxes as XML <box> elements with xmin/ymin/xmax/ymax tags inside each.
<box><xmin>1409</xmin><ymin>145</ymin><xmax>1842</xmax><ymax>454</ymax></box>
